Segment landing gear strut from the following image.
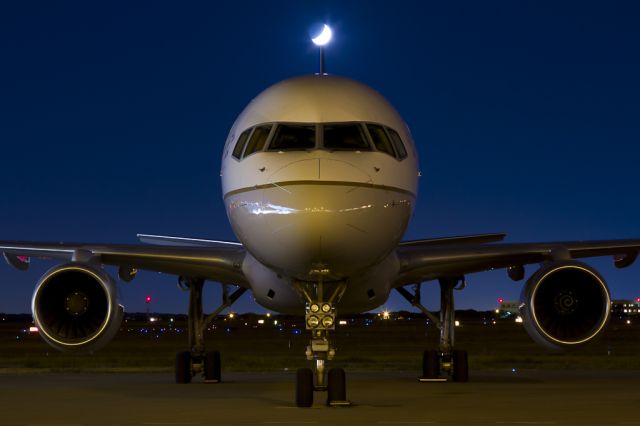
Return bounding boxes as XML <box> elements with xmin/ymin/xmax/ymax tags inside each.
<box><xmin>294</xmin><ymin>279</ymin><xmax>350</xmax><ymax>407</ymax></box>
<box><xmin>175</xmin><ymin>277</ymin><xmax>247</xmax><ymax>384</ymax></box>
<box><xmin>396</xmin><ymin>277</ymin><xmax>469</xmax><ymax>382</ymax></box>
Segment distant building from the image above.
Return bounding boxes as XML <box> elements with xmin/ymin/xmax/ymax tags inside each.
<box><xmin>611</xmin><ymin>300</ymin><xmax>640</xmax><ymax>317</ymax></box>
<box><xmin>498</xmin><ymin>301</ymin><xmax>521</xmax><ymax>315</ymax></box>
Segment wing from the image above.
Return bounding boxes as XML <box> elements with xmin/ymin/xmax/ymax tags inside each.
<box><xmin>395</xmin><ymin>236</ymin><xmax>640</xmax><ymax>286</ymax></box>
<box><xmin>0</xmin><ymin>239</ymin><xmax>248</xmax><ymax>286</ymax></box>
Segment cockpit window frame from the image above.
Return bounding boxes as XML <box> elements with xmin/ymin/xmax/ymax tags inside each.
<box><xmin>231</xmin><ymin>121</ymin><xmax>410</xmax><ymax>161</ymax></box>
<box><xmin>243</xmin><ymin>124</ymin><xmax>275</xmax><ymax>159</ymax></box>
<box><xmin>265</xmin><ymin>123</ymin><xmax>318</xmax><ymax>152</ymax></box>
<box><xmin>231</xmin><ymin>127</ymin><xmax>252</xmax><ymax>160</ymax></box>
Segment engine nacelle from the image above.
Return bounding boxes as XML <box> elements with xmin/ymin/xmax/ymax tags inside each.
<box><xmin>32</xmin><ymin>262</ymin><xmax>124</xmax><ymax>352</ymax></box>
<box><xmin>520</xmin><ymin>260</ymin><xmax>610</xmax><ymax>350</ymax></box>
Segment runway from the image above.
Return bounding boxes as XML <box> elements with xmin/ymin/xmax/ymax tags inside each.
<box><xmin>0</xmin><ymin>370</ymin><xmax>638</xmax><ymax>425</ymax></box>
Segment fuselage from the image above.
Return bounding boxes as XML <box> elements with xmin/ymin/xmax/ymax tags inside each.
<box><xmin>221</xmin><ymin>75</ymin><xmax>419</xmax><ymax>313</ymax></box>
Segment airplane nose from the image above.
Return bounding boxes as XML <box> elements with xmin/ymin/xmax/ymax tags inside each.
<box><xmin>266</xmin><ymin>158</ymin><xmax>372</xmax><ymax>183</ymax></box>
<box><xmin>250</xmin><ymin>158</ymin><xmax>409</xmax><ymax>278</ymax></box>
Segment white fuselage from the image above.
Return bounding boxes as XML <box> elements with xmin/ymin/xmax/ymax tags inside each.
<box><xmin>220</xmin><ymin>75</ymin><xmax>419</xmax><ymax>313</ymax></box>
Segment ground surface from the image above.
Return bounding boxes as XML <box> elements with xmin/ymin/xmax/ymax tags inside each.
<box><xmin>2</xmin><ymin>315</ymin><xmax>640</xmax><ymax>424</ymax></box>
<box><xmin>1</xmin><ymin>371</ymin><xmax>639</xmax><ymax>425</ymax></box>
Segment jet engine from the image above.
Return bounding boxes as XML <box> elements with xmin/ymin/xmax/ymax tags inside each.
<box><xmin>520</xmin><ymin>260</ymin><xmax>610</xmax><ymax>350</ymax></box>
<box><xmin>31</xmin><ymin>262</ymin><xmax>123</xmax><ymax>352</ymax></box>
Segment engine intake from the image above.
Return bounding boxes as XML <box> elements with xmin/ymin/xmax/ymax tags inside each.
<box><xmin>520</xmin><ymin>260</ymin><xmax>610</xmax><ymax>350</ymax></box>
<box><xmin>32</xmin><ymin>263</ymin><xmax>123</xmax><ymax>352</ymax></box>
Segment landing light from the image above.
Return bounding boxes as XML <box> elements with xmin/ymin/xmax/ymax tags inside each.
<box><xmin>307</xmin><ymin>315</ymin><xmax>320</xmax><ymax>328</ymax></box>
<box><xmin>321</xmin><ymin>316</ymin><xmax>334</xmax><ymax>328</ymax></box>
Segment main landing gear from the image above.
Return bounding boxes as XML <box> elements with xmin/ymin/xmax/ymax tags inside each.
<box><xmin>175</xmin><ymin>277</ymin><xmax>247</xmax><ymax>384</ymax></box>
<box><xmin>294</xmin><ymin>280</ymin><xmax>350</xmax><ymax>407</ymax></box>
<box><xmin>396</xmin><ymin>277</ymin><xmax>469</xmax><ymax>383</ymax></box>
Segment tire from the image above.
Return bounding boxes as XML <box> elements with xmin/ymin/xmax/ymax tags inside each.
<box><xmin>452</xmin><ymin>349</ymin><xmax>469</xmax><ymax>382</ymax></box>
<box><xmin>422</xmin><ymin>350</ymin><xmax>440</xmax><ymax>379</ymax></box>
<box><xmin>327</xmin><ymin>368</ymin><xmax>347</xmax><ymax>404</ymax></box>
<box><xmin>175</xmin><ymin>351</ymin><xmax>192</xmax><ymax>384</ymax></box>
<box><xmin>295</xmin><ymin>368</ymin><xmax>314</xmax><ymax>407</ymax></box>
<box><xmin>204</xmin><ymin>351</ymin><xmax>221</xmax><ymax>383</ymax></box>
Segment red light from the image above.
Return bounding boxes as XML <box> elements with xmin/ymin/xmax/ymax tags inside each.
<box><xmin>145</xmin><ymin>296</ymin><xmax>152</xmax><ymax>303</ymax></box>
<box><xmin>636</xmin><ymin>297</ymin><xmax>640</xmax><ymax>303</ymax></box>
<box><xmin>498</xmin><ymin>298</ymin><xmax>504</xmax><ymax>304</ymax></box>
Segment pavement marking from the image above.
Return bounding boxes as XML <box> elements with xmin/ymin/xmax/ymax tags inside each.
<box><xmin>263</xmin><ymin>422</ymin><xmax>317</xmax><ymax>424</ymax></box>
<box><xmin>143</xmin><ymin>423</ymin><xmax>201</xmax><ymax>425</ymax></box>
<box><xmin>496</xmin><ymin>422</ymin><xmax>557</xmax><ymax>425</ymax></box>
<box><xmin>378</xmin><ymin>422</ymin><xmax>435</xmax><ymax>424</ymax></box>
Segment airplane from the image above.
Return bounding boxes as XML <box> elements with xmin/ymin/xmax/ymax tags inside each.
<box><xmin>2</xmin><ymin>31</ymin><xmax>640</xmax><ymax>408</ymax></box>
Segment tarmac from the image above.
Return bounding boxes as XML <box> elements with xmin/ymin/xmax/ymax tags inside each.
<box><xmin>0</xmin><ymin>370</ymin><xmax>639</xmax><ymax>425</ymax></box>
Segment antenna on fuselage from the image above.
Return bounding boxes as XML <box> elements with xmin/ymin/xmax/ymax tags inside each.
<box><xmin>310</xmin><ymin>24</ymin><xmax>332</xmax><ymax>75</ymax></box>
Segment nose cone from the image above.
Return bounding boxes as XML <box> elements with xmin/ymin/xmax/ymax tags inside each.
<box><xmin>227</xmin><ymin>159</ymin><xmax>413</xmax><ymax>279</ymax></box>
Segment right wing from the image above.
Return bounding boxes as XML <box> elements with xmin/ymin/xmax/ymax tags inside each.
<box><xmin>1</xmin><ymin>239</ymin><xmax>248</xmax><ymax>286</ymax></box>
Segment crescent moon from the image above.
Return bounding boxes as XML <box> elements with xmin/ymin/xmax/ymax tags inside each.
<box><xmin>312</xmin><ymin>24</ymin><xmax>333</xmax><ymax>46</ymax></box>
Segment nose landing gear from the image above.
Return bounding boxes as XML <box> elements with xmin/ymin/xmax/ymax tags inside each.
<box><xmin>294</xmin><ymin>281</ymin><xmax>351</xmax><ymax>407</ymax></box>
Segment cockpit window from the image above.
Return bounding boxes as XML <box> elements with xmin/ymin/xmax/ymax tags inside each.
<box><xmin>366</xmin><ymin>124</ymin><xmax>395</xmax><ymax>157</ymax></box>
<box><xmin>232</xmin><ymin>128</ymin><xmax>252</xmax><ymax>159</ymax></box>
<box><xmin>268</xmin><ymin>124</ymin><xmax>316</xmax><ymax>151</ymax></box>
<box><xmin>323</xmin><ymin>124</ymin><xmax>371</xmax><ymax>151</ymax></box>
<box><xmin>387</xmin><ymin>128</ymin><xmax>407</xmax><ymax>159</ymax></box>
<box><xmin>244</xmin><ymin>124</ymin><xmax>272</xmax><ymax>157</ymax></box>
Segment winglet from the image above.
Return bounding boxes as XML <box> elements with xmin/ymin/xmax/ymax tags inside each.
<box><xmin>3</xmin><ymin>252</ymin><xmax>30</xmax><ymax>271</ymax></box>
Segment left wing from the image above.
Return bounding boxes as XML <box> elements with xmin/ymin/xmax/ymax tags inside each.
<box><xmin>0</xmin><ymin>240</ymin><xmax>248</xmax><ymax>286</ymax></box>
<box><xmin>395</xmin><ymin>238</ymin><xmax>640</xmax><ymax>286</ymax></box>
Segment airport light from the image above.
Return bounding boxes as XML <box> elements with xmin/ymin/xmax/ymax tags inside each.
<box><xmin>310</xmin><ymin>24</ymin><xmax>332</xmax><ymax>74</ymax></box>
<box><xmin>258</xmin><ymin>319</ymin><xmax>265</xmax><ymax>324</ymax></box>
<box><xmin>382</xmin><ymin>311</ymin><xmax>390</xmax><ymax>320</ymax></box>
<box><xmin>515</xmin><ymin>316</ymin><xmax>524</xmax><ymax>323</ymax></box>
<box><xmin>454</xmin><ymin>320</ymin><xmax>460</xmax><ymax>327</ymax></box>
<box><xmin>29</xmin><ymin>326</ymin><xmax>39</xmax><ymax>333</ymax></box>
<box><xmin>228</xmin><ymin>313</ymin><xmax>235</xmax><ymax>319</ymax></box>
<box><xmin>498</xmin><ymin>297</ymin><xmax>504</xmax><ymax>304</ymax></box>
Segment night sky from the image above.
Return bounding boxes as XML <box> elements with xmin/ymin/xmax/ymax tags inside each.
<box><xmin>1</xmin><ymin>1</ymin><xmax>639</xmax><ymax>315</ymax></box>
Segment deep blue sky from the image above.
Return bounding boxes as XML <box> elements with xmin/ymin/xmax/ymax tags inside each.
<box><xmin>1</xmin><ymin>1</ymin><xmax>639</xmax><ymax>314</ymax></box>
